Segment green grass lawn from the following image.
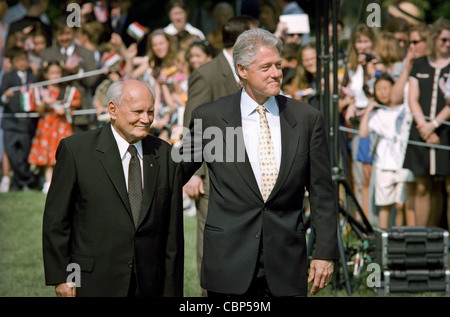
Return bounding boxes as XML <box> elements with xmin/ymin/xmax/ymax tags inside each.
<box><xmin>0</xmin><ymin>190</ymin><xmax>449</xmax><ymax>297</ymax></box>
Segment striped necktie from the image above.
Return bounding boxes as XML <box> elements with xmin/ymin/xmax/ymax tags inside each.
<box><xmin>127</xmin><ymin>145</ymin><xmax>142</xmax><ymax>227</ymax></box>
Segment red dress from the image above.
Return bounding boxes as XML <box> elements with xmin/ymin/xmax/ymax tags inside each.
<box><xmin>28</xmin><ymin>86</ymin><xmax>81</xmax><ymax>166</ymax></box>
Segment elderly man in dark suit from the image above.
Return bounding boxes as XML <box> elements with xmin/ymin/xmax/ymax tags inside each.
<box><xmin>180</xmin><ymin>28</ymin><xmax>337</xmax><ymax>297</ymax></box>
<box><xmin>42</xmin><ymin>79</ymin><xmax>184</xmax><ymax>297</ymax></box>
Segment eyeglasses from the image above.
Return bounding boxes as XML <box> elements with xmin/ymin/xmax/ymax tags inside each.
<box><xmin>410</xmin><ymin>40</ymin><xmax>424</xmax><ymax>45</ymax></box>
<box><xmin>438</xmin><ymin>38</ymin><xmax>450</xmax><ymax>44</ymax></box>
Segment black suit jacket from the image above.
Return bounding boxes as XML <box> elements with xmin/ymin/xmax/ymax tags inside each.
<box><xmin>0</xmin><ymin>69</ymin><xmax>37</xmax><ymax>133</ymax></box>
<box><xmin>42</xmin><ymin>124</ymin><xmax>184</xmax><ymax>297</ymax></box>
<box><xmin>181</xmin><ymin>92</ymin><xmax>338</xmax><ymax>296</ymax></box>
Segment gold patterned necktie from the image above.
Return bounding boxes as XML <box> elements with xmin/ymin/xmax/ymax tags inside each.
<box><xmin>256</xmin><ymin>105</ymin><xmax>278</xmax><ymax>202</ymax></box>
<box><xmin>128</xmin><ymin>145</ymin><xmax>142</xmax><ymax>227</ymax></box>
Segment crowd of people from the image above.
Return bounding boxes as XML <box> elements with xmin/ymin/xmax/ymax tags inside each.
<box><xmin>0</xmin><ymin>0</ymin><xmax>449</xmax><ymax>233</ymax></box>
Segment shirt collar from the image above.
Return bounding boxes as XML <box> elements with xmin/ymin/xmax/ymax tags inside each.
<box><xmin>110</xmin><ymin>124</ymin><xmax>143</xmax><ymax>160</ymax></box>
<box><xmin>223</xmin><ymin>49</ymin><xmax>240</xmax><ymax>84</ymax></box>
<box><xmin>241</xmin><ymin>87</ymin><xmax>279</xmax><ymax>117</ymax></box>
<box><xmin>61</xmin><ymin>43</ymin><xmax>75</xmax><ymax>56</ymax></box>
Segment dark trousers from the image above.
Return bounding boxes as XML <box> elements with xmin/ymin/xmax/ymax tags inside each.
<box><xmin>3</xmin><ymin>129</ymin><xmax>35</xmax><ymax>189</ymax></box>
<box><xmin>127</xmin><ymin>270</ymin><xmax>140</xmax><ymax>297</ymax></box>
<box><xmin>208</xmin><ymin>276</ymin><xmax>274</xmax><ymax>298</ymax></box>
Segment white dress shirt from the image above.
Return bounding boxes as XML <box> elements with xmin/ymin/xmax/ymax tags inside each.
<box><xmin>222</xmin><ymin>49</ymin><xmax>240</xmax><ymax>85</ymax></box>
<box><xmin>163</xmin><ymin>22</ymin><xmax>206</xmax><ymax>39</ymax></box>
<box><xmin>111</xmin><ymin>125</ymin><xmax>144</xmax><ymax>189</ymax></box>
<box><xmin>240</xmin><ymin>88</ymin><xmax>281</xmax><ymax>191</ymax></box>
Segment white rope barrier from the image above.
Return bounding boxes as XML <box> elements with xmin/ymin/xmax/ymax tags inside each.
<box><xmin>339</xmin><ymin>126</ymin><xmax>450</xmax><ymax>151</ymax></box>
<box><xmin>8</xmin><ymin>68</ymin><xmax>107</xmax><ymax>92</ymax></box>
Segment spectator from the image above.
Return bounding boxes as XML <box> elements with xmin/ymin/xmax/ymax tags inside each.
<box><xmin>343</xmin><ymin>24</ymin><xmax>376</xmax><ymax>222</ymax></box>
<box><xmin>164</xmin><ymin>0</ymin><xmax>205</xmax><ymax>40</ymax></box>
<box><xmin>28</xmin><ymin>62</ymin><xmax>81</xmax><ymax>194</ymax></box>
<box><xmin>390</xmin><ymin>23</ymin><xmax>431</xmax><ymax>227</ymax></box>
<box><xmin>385</xmin><ymin>17</ymin><xmax>411</xmax><ymax>55</ymax></box>
<box><xmin>2</xmin><ymin>0</ymin><xmax>50</xmax><ymax>30</ymax></box>
<box><xmin>206</xmin><ymin>2</ymin><xmax>234</xmax><ymax>52</ymax></box>
<box><xmin>359</xmin><ymin>73</ymin><xmax>413</xmax><ymax>228</ymax></box>
<box><xmin>259</xmin><ymin>0</ymin><xmax>280</xmax><ymax>34</ymax></box>
<box><xmin>40</xmin><ymin>16</ymin><xmax>99</xmax><ymax>133</ymax></box>
<box><xmin>0</xmin><ymin>0</ymin><xmax>8</xmax><ymax>192</ymax></box>
<box><xmin>6</xmin><ymin>0</ymin><xmax>51</xmax><ymax>48</ymax></box>
<box><xmin>28</xmin><ymin>26</ymin><xmax>49</xmax><ymax>76</ymax></box>
<box><xmin>75</xmin><ymin>20</ymin><xmax>105</xmax><ymax>66</ymax></box>
<box><xmin>0</xmin><ymin>46</ymin><xmax>38</xmax><ymax>191</ymax></box>
<box><xmin>403</xmin><ymin>17</ymin><xmax>450</xmax><ymax>227</ymax></box>
<box><xmin>372</xmin><ymin>31</ymin><xmax>405</xmax><ymax>82</ymax></box>
<box><xmin>145</xmin><ymin>29</ymin><xmax>178</xmax><ymax>142</ymax></box>
<box><xmin>282</xmin><ymin>43</ymin><xmax>317</xmax><ymax>107</ymax></box>
<box><xmin>185</xmin><ymin>40</ymin><xmax>214</xmax><ymax>74</ymax></box>
<box><xmin>275</xmin><ymin>0</ymin><xmax>310</xmax><ymax>45</ymax></box>
<box><xmin>280</xmin><ymin>42</ymin><xmax>300</xmax><ymax>69</ymax></box>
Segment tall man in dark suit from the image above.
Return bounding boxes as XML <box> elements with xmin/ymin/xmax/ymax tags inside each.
<box><xmin>180</xmin><ymin>28</ymin><xmax>337</xmax><ymax>297</ymax></box>
<box><xmin>43</xmin><ymin>80</ymin><xmax>184</xmax><ymax>297</ymax></box>
<box><xmin>182</xmin><ymin>16</ymin><xmax>259</xmax><ymax>292</ymax></box>
<box><xmin>40</xmin><ymin>16</ymin><xmax>99</xmax><ymax>133</ymax></box>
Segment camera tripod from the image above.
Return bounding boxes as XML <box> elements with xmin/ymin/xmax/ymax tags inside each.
<box><xmin>305</xmin><ymin>0</ymin><xmax>374</xmax><ymax>295</ymax></box>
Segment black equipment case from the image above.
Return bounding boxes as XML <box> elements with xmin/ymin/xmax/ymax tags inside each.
<box><xmin>370</xmin><ymin>226</ymin><xmax>449</xmax><ymax>295</ymax></box>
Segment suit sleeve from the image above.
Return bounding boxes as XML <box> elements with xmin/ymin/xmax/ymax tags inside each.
<box><xmin>308</xmin><ymin>112</ymin><xmax>339</xmax><ymax>260</ymax></box>
<box><xmin>163</xmin><ymin>160</ymin><xmax>184</xmax><ymax>296</ymax></box>
<box><xmin>180</xmin><ymin>107</ymin><xmax>205</xmax><ymax>184</ymax></box>
<box><xmin>42</xmin><ymin>139</ymin><xmax>76</xmax><ymax>285</ymax></box>
<box><xmin>183</xmin><ymin>70</ymin><xmax>211</xmax><ymax>129</ymax></box>
<box><xmin>183</xmin><ymin>72</ymin><xmax>211</xmax><ymax>181</ymax></box>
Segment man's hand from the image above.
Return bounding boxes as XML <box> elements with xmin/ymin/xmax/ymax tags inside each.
<box><xmin>308</xmin><ymin>259</ymin><xmax>334</xmax><ymax>295</ymax></box>
<box><xmin>183</xmin><ymin>175</ymin><xmax>204</xmax><ymax>199</ymax></box>
<box><xmin>55</xmin><ymin>282</ymin><xmax>76</xmax><ymax>297</ymax></box>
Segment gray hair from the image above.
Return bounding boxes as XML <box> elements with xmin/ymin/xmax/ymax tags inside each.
<box><xmin>232</xmin><ymin>28</ymin><xmax>283</xmax><ymax>78</ymax></box>
<box><xmin>106</xmin><ymin>80</ymin><xmax>125</xmax><ymax>105</ymax></box>
<box><xmin>106</xmin><ymin>80</ymin><xmax>155</xmax><ymax>105</ymax></box>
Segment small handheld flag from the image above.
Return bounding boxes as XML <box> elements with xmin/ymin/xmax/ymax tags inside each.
<box><xmin>126</xmin><ymin>22</ymin><xmax>148</xmax><ymax>42</ymax></box>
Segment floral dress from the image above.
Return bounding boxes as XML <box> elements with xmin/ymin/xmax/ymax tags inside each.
<box><xmin>28</xmin><ymin>85</ymin><xmax>81</xmax><ymax>166</ymax></box>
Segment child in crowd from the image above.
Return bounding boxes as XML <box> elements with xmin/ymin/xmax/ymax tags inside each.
<box><xmin>359</xmin><ymin>73</ymin><xmax>413</xmax><ymax>228</ymax></box>
<box><xmin>0</xmin><ymin>46</ymin><xmax>38</xmax><ymax>191</ymax></box>
<box><xmin>28</xmin><ymin>62</ymin><xmax>81</xmax><ymax>194</ymax></box>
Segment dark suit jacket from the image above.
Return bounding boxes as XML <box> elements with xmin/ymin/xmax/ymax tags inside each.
<box><xmin>42</xmin><ymin>124</ymin><xmax>184</xmax><ymax>297</ymax></box>
<box><xmin>0</xmin><ymin>69</ymin><xmax>37</xmax><ymax>133</ymax></box>
<box><xmin>181</xmin><ymin>92</ymin><xmax>338</xmax><ymax>296</ymax></box>
<box><xmin>183</xmin><ymin>51</ymin><xmax>239</xmax><ymax>181</ymax></box>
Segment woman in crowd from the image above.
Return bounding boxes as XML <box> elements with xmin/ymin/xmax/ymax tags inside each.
<box><xmin>404</xmin><ymin>18</ymin><xmax>450</xmax><ymax>227</ymax></box>
<box><xmin>343</xmin><ymin>24</ymin><xmax>377</xmax><ymax>221</ymax></box>
<box><xmin>390</xmin><ymin>23</ymin><xmax>431</xmax><ymax>226</ymax></box>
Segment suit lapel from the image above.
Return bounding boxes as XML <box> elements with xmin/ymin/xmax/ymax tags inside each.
<box><xmin>137</xmin><ymin>138</ymin><xmax>159</xmax><ymax>227</ymax></box>
<box><xmin>221</xmin><ymin>93</ymin><xmax>262</xmax><ymax>200</ymax></box>
<box><xmin>267</xmin><ymin>96</ymin><xmax>299</xmax><ymax>202</ymax></box>
<box><xmin>96</xmin><ymin>124</ymin><xmax>131</xmax><ymax>215</ymax></box>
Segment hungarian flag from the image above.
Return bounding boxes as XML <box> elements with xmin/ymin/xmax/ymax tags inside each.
<box><xmin>19</xmin><ymin>88</ymin><xmax>36</xmax><ymax>112</ymax></box>
<box><xmin>103</xmin><ymin>52</ymin><xmax>121</xmax><ymax>69</ymax></box>
<box><xmin>127</xmin><ymin>22</ymin><xmax>147</xmax><ymax>41</ymax></box>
